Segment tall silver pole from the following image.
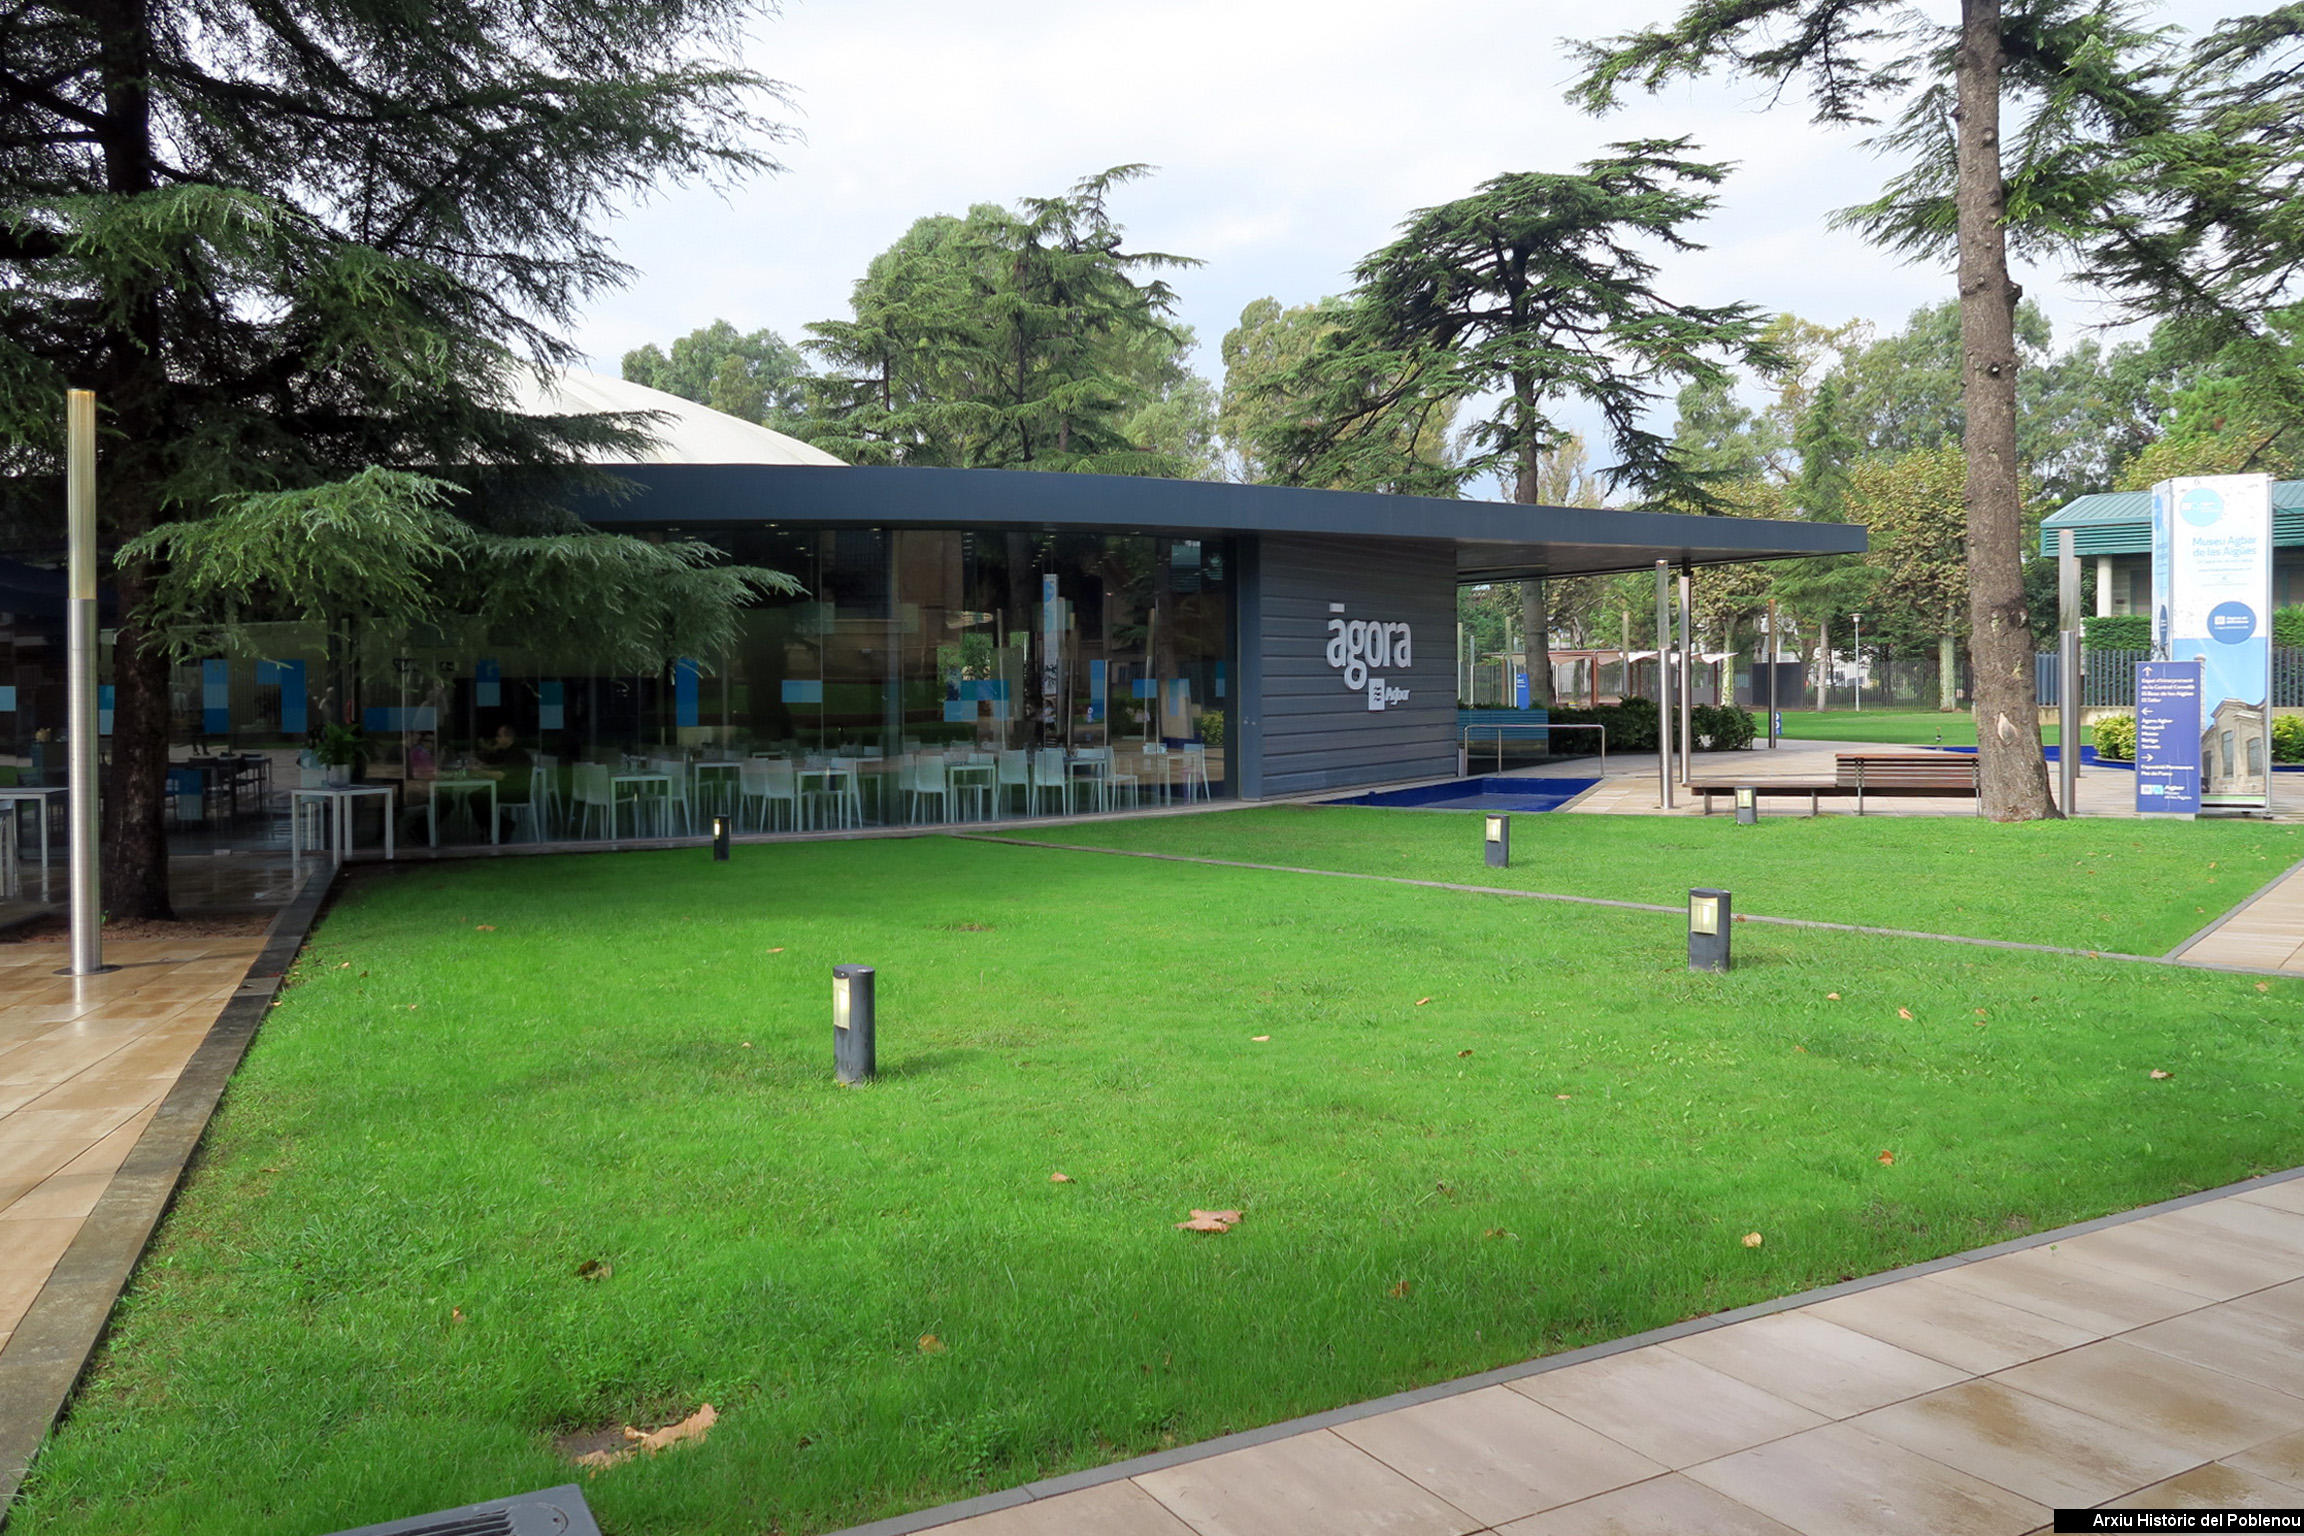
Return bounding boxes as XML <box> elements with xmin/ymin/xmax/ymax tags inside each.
<box><xmin>2059</xmin><ymin>627</ymin><xmax>2081</xmax><ymax>817</ymax></box>
<box><xmin>1854</xmin><ymin>613</ymin><xmax>1863</xmax><ymax>711</ymax></box>
<box><xmin>1654</xmin><ymin>561</ymin><xmax>1673</xmax><ymax>809</ymax></box>
<box><xmin>65</xmin><ymin>389</ymin><xmax>105</xmax><ymax>976</ymax></box>
<box><xmin>1677</xmin><ymin>567</ymin><xmax>1694</xmax><ymax>784</ymax></box>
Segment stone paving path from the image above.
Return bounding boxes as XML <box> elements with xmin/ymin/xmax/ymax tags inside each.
<box><xmin>888</xmin><ymin>1177</ymin><xmax>2304</xmax><ymax>1536</ymax></box>
<box><xmin>0</xmin><ymin>931</ymin><xmax>268</xmax><ymax>1353</ymax></box>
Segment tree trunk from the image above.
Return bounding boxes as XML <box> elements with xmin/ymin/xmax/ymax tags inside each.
<box><xmin>1937</xmin><ymin>630</ymin><xmax>1959</xmax><ymax>712</ymax></box>
<box><xmin>1813</xmin><ymin>615</ymin><xmax>1830</xmax><ymax>712</ymax></box>
<box><xmin>1954</xmin><ymin>0</ymin><xmax>2059</xmax><ymax>818</ymax></box>
<box><xmin>1519</xmin><ymin>579</ymin><xmax>1553</xmax><ymax>707</ymax></box>
<box><xmin>103</xmin><ymin>556</ymin><xmax>176</xmax><ymax>921</ymax></box>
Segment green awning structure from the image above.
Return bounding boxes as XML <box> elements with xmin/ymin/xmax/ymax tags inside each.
<box><xmin>2040</xmin><ymin>481</ymin><xmax>2304</xmax><ymax>556</ymax></box>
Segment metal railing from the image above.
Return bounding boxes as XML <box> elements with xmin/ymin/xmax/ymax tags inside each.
<box><xmin>1459</xmin><ymin>722</ymin><xmax>1606</xmax><ymax>774</ymax></box>
<box><xmin>2037</xmin><ymin>647</ymin><xmax>2304</xmax><ymax>709</ymax></box>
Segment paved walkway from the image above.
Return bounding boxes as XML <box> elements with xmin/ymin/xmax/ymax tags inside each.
<box><xmin>0</xmin><ymin>930</ymin><xmax>270</xmax><ymax>1353</ymax></box>
<box><xmin>893</xmin><ymin>1176</ymin><xmax>2304</xmax><ymax>1536</ymax></box>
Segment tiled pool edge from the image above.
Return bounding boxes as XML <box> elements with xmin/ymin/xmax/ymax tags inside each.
<box><xmin>0</xmin><ymin>867</ymin><xmax>335</xmax><ymax>1527</ymax></box>
<box><xmin>820</xmin><ymin>1161</ymin><xmax>2304</xmax><ymax>1536</ymax></box>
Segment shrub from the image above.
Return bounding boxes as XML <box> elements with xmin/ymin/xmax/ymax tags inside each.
<box><xmin>2092</xmin><ymin>713</ymin><xmax>2136</xmax><ymax>761</ymax></box>
<box><xmin>1692</xmin><ymin>702</ymin><xmax>1757</xmax><ymax>751</ymax></box>
<box><xmin>2276</xmin><ymin>608</ymin><xmax>2304</xmax><ymax>649</ymax></box>
<box><xmin>1551</xmin><ymin>699</ymin><xmax>1657</xmax><ymax>753</ymax></box>
<box><xmin>2083</xmin><ymin>614</ymin><xmax>2150</xmax><ymax>649</ymax></box>
<box><xmin>2275</xmin><ymin>714</ymin><xmax>2304</xmax><ymax>764</ymax></box>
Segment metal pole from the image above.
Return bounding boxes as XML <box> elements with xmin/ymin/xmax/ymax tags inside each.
<box><xmin>1854</xmin><ymin>613</ymin><xmax>1863</xmax><ymax>712</ymax></box>
<box><xmin>2059</xmin><ymin>624</ymin><xmax>2081</xmax><ymax>817</ymax></box>
<box><xmin>1678</xmin><ymin>567</ymin><xmax>1694</xmax><ymax>784</ymax></box>
<box><xmin>1765</xmin><ymin>598</ymin><xmax>1779</xmax><ymax>748</ymax></box>
<box><xmin>1654</xmin><ymin>561</ymin><xmax>1673</xmax><ymax>809</ymax></box>
<box><xmin>65</xmin><ymin>390</ymin><xmax>107</xmax><ymax>976</ymax></box>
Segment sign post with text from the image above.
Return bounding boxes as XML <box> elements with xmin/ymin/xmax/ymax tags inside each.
<box><xmin>2152</xmin><ymin>475</ymin><xmax>2273</xmax><ymax>811</ymax></box>
<box><xmin>2134</xmin><ymin>660</ymin><xmax>2203</xmax><ymax>819</ymax></box>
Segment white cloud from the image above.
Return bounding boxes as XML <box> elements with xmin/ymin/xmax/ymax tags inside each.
<box><xmin>577</xmin><ymin>0</ymin><xmax>2230</xmax><ymax>447</ymax></box>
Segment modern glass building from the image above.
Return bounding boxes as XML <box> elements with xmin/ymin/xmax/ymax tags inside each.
<box><xmin>0</xmin><ymin>373</ymin><xmax>1865</xmax><ymax>841</ymax></box>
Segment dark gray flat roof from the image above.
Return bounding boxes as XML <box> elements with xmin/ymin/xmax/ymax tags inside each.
<box><xmin>583</xmin><ymin>465</ymin><xmax>1864</xmax><ymax>579</ymax></box>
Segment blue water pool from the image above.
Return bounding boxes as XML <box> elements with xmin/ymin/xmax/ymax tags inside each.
<box><xmin>1325</xmin><ymin>776</ymin><xmax>1601</xmax><ymax>812</ymax></box>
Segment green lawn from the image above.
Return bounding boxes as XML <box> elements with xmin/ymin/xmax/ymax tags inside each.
<box><xmin>1009</xmin><ymin>805</ymin><xmax>2303</xmax><ymax>956</ymax></box>
<box><xmin>1769</xmin><ymin>708</ymin><xmax>2061</xmax><ymax>747</ymax></box>
<box><xmin>16</xmin><ymin>831</ymin><xmax>2304</xmax><ymax>1536</ymax></box>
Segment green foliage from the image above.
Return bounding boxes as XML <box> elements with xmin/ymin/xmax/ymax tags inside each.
<box><xmin>803</xmin><ymin>168</ymin><xmax>1204</xmax><ymax>475</ymax></box>
<box><xmin>1197</xmin><ymin>709</ymin><xmax>1226</xmax><ymax>748</ymax></box>
<box><xmin>1278</xmin><ymin>140</ymin><xmax>1781</xmax><ymax>510</ymax></box>
<box><xmin>1692</xmin><ymin>702</ymin><xmax>1758</xmax><ymax>751</ymax></box>
<box><xmin>312</xmin><ymin>721</ymin><xmax>366</xmax><ymax>768</ymax></box>
<box><xmin>1551</xmin><ymin>698</ymin><xmax>1660</xmax><ymax>753</ymax></box>
<box><xmin>2275</xmin><ymin>715</ymin><xmax>2304</xmax><ymax>764</ymax></box>
<box><xmin>123</xmin><ymin>468</ymin><xmax>800</xmax><ymax>674</ymax></box>
<box><xmin>1219</xmin><ymin>297</ymin><xmax>1453</xmax><ymax>490</ymax></box>
<box><xmin>1855</xmin><ymin>445</ymin><xmax>1969</xmax><ymax>635</ymax></box>
<box><xmin>2083</xmin><ymin>614</ymin><xmax>2152</xmax><ymax>649</ymax></box>
<box><xmin>2279</xmin><ymin>609</ymin><xmax>2304</xmax><ymax>649</ymax></box>
<box><xmin>2092</xmin><ymin>713</ymin><xmax>2137</xmax><ymax>762</ymax></box>
<box><xmin>622</xmin><ymin>321</ymin><xmax>813</xmax><ymax>428</ymax></box>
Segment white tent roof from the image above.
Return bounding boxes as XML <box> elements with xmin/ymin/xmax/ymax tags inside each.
<box><xmin>504</xmin><ymin>368</ymin><xmax>845</xmax><ymax>467</ymax></box>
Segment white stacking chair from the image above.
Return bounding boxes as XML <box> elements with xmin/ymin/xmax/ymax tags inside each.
<box><xmin>649</xmin><ymin>756</ymin><xmax>695</xmax><ymax>836</ymax></box>
<box><xmin>738</xmin><ymin>758</ymin><xmax>797</xmax><ymax>831</ymax></box>
<box><xmin>571</xmin><ymin>762</ymin><xmax>615</xmax><ymax>839</ymax></box>
<box><xmin>997</xmin><ymin>750</ymin><xmax>1031</xmax><ymax>816</ymax></box>
<box><xmin>1176</xmin><ymin>743</ymin><xmax>1212</xmax><ymax>801</ymax></box>
<box><xmin>904</xmin><ymin>755</ymin><xmax>951</xmax><ymax>824</ymax></box>
<box><xmin>1030</xmin><ymin>747</ymin><xmax>1072</xmax><ymax>816</ymax></box>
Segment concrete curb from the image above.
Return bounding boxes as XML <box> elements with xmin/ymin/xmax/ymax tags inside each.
<box><xmin>0</xmin><ymin>865</ymin><xmax>337</xmax><ymax>1527</ymax></box>
<box><xmin>818</xmin><ymin>1162</ymin><xmax>2304</xmax><ymax>1536</ymax></box>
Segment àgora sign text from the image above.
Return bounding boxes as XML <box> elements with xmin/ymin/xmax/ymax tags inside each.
<box><xmin>1326</xmin><ymin>604</ymin><xmax>1412</xmax><ymax>711</ymax></box>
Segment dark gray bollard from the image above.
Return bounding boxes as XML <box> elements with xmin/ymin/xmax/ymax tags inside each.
<box><xmin>1484</xmin><ymin>813</ymin><xmax>1510</xmax><ymax>868</ymax></box>
<box><xmin>1688</xmin><ymin>888</ymin><xmax>1732</xmax><ymax>973</ymax></box>
<box><xmin>833</xmin><ymin>964</ymin><xmax>876</xmax><ymax>1083</ymax></box>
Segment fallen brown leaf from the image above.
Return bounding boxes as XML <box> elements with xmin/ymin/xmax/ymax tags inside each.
<box><xmin>1825</xmin><ymin>992</ymin><xmax>1840</xmax><ymax>1001</ymax></box>
<box><xmin>768</xmin><ymin>947</ymin><xmax>785</xmax><ymax>954</ymax></box>
<box><xmin>1415</xmin><ymin>997</ymin><xmax>1433</xmax><ymax>1006</ymax></box>
<box><xmin>1176</xmin><ymin>1208</ymin><xmax>1243</xmax><ymax>1233</ymax></box>
<box><xmin>2260</xmin><ymin>982</ymin><xmax>2273</xmax><ymax>993</ymax></box>
<box><xmin>633</xmin><ymin>1404</ymin><xmax>718</xmax><ymax>1454</ymax></box>
<box><xmin>451</xmin><ymin>1307</ymin><xmax>465</xmax><ymax>1322</ymax></box>
<box><xmin>475</xmin><ymin>924</ymin><xmax>496</xmax><ymax>932</ymax></box>
<box><xmin>917</xmin><ymin>1334</ymin><xmax>946</xmax><ymax>1354</ymax></box>
<box><xmin>574</xmin><ymin>1259</ymin><xmax>612</xmax><ymax>1282</ymax></box>
<box><xmin>1250</xmin><ymin>1034</ymin><xmax>1270</xmax><ymax>1042</ymax></box>
<box><xmin>1458</xmin><ymin>1049</ymin><xmax>1474</xmax><ymax>1058</ymax></box>
<box><xmin>1742</xmin><ymin>1232</ymin><xmax>1764</xmax><ymax>1248</ymax></box>
<box><xmin>1387</xmin><ymin>1280</ymin><xmax>1412</xmax><ymax>1299</ymax></box>
<box><xmin>573</xmin><ymin>1404</ymin><xmax>719</xmax><ymax>1472</ymax></box>
<box><xmin>2149</xmin><ymin>1069</ymin><xmax>2172</xmax><ymax>1080</ymax></box>
<box><xmin>1049</xmin><ymin>1172</ymin><xmax>1073</xmax><ymax>1183</ymax></box>
<box><xmin>1897</xmin><ymin>1008</ymin><xmax>1915</xmax><ymax>1021</ymax></box>
<box><xmin>1555</xmin><ymin>1094</ymin><xmax>1571</xmax><ymax>1100</ymax></box>
<box><xmin>1877</xmin><ymin>1150</ymin><xmax>1895</xmax><ymax>1165</ymax></box>
<box><xmin>1483</xmin><ymin>1228</ymin><xmax>1515</xmax><ymax>1239</ymax></box>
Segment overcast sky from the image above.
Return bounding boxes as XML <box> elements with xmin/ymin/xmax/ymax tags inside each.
<box><xmin>577</xmin><ymin>0</ymin><xmax>2234</xmax><ymax>444</ymax></box>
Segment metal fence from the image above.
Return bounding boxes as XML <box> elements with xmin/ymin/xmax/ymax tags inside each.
<box><xmin>2038</xmin><ymin>648</ymin><xmax>2304</xmax><ymax>708</ymax></box>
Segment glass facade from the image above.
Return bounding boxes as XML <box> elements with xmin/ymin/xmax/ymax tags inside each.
<box><xmin>75</xmin><ymin>526</ymin><xmax>1234</xmax><ymax>843</ymax></box>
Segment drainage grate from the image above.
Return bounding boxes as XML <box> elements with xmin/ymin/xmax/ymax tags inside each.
<box><xmin>322</xmin><ymin>1484</ymin><xmax>600</xmax><ymax>1536</ymax></box>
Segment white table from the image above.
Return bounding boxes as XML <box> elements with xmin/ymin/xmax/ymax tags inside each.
<box><xmin>290</xmin><ymin>785</ymin><xmax>396</xmax><ymax>867</ymax></box>
<box><xmin>425</xmin><ymin>778</ymin><xmax>499</xmax><ymax>847</ymax></box>
<box><xmin>0</xmin><ymin>785</ymin><xmax>67</xmax><ymax>874</ymax></box>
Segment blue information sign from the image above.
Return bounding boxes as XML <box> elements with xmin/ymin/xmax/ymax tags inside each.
<box><xmin>2134</xmin><ymin>660</ymin><xmax>2203</xmax><ymax>817</ymax></box>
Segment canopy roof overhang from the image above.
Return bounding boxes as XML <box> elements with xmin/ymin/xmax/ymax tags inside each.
<box><xmin>577</xmin><ymin>465</ymin><xmax>1865</xmax><ymax>580</ymax></box>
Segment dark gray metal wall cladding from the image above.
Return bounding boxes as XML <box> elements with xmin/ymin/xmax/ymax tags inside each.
<box><xmin>1246</xmin><ymin>533</ymin><xmax>1458</xmax><ymax>796</ymax></box>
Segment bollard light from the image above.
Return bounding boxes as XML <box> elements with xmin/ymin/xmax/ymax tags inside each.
<box><xmin>1688</xmin><ymin>888</ymin><xmax>1732</xmax><ymax>973</ymax></box>
<box><xmin>1484</xmin><ymin>813</ymin><xmax>1510</xmax><ymax>868</ymax></box>
<box><xmin>1733</xmin><ymin>785</ymin><xmax>1758</xmax><ymax>826</ymax></box>
<box><xmin>712</xmin><ymin>814</ymin><xmax>731</xmax><ymax>861</ymax></box>
<box><xmin>833</xmin><ymin>963</ymin><xmax>876</xmax><ymax>1084</ymax></box>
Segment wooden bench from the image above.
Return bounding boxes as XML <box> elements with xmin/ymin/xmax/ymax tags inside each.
<box><xmin>1834</xmin><ymin>752</ymin><xmax>1981</xmax><ymax>815</ymax></box>
<box><xmin>1689</xmin><ymin>753</ymin><xmax>1981</xmax><ymax>817</ymax></box>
